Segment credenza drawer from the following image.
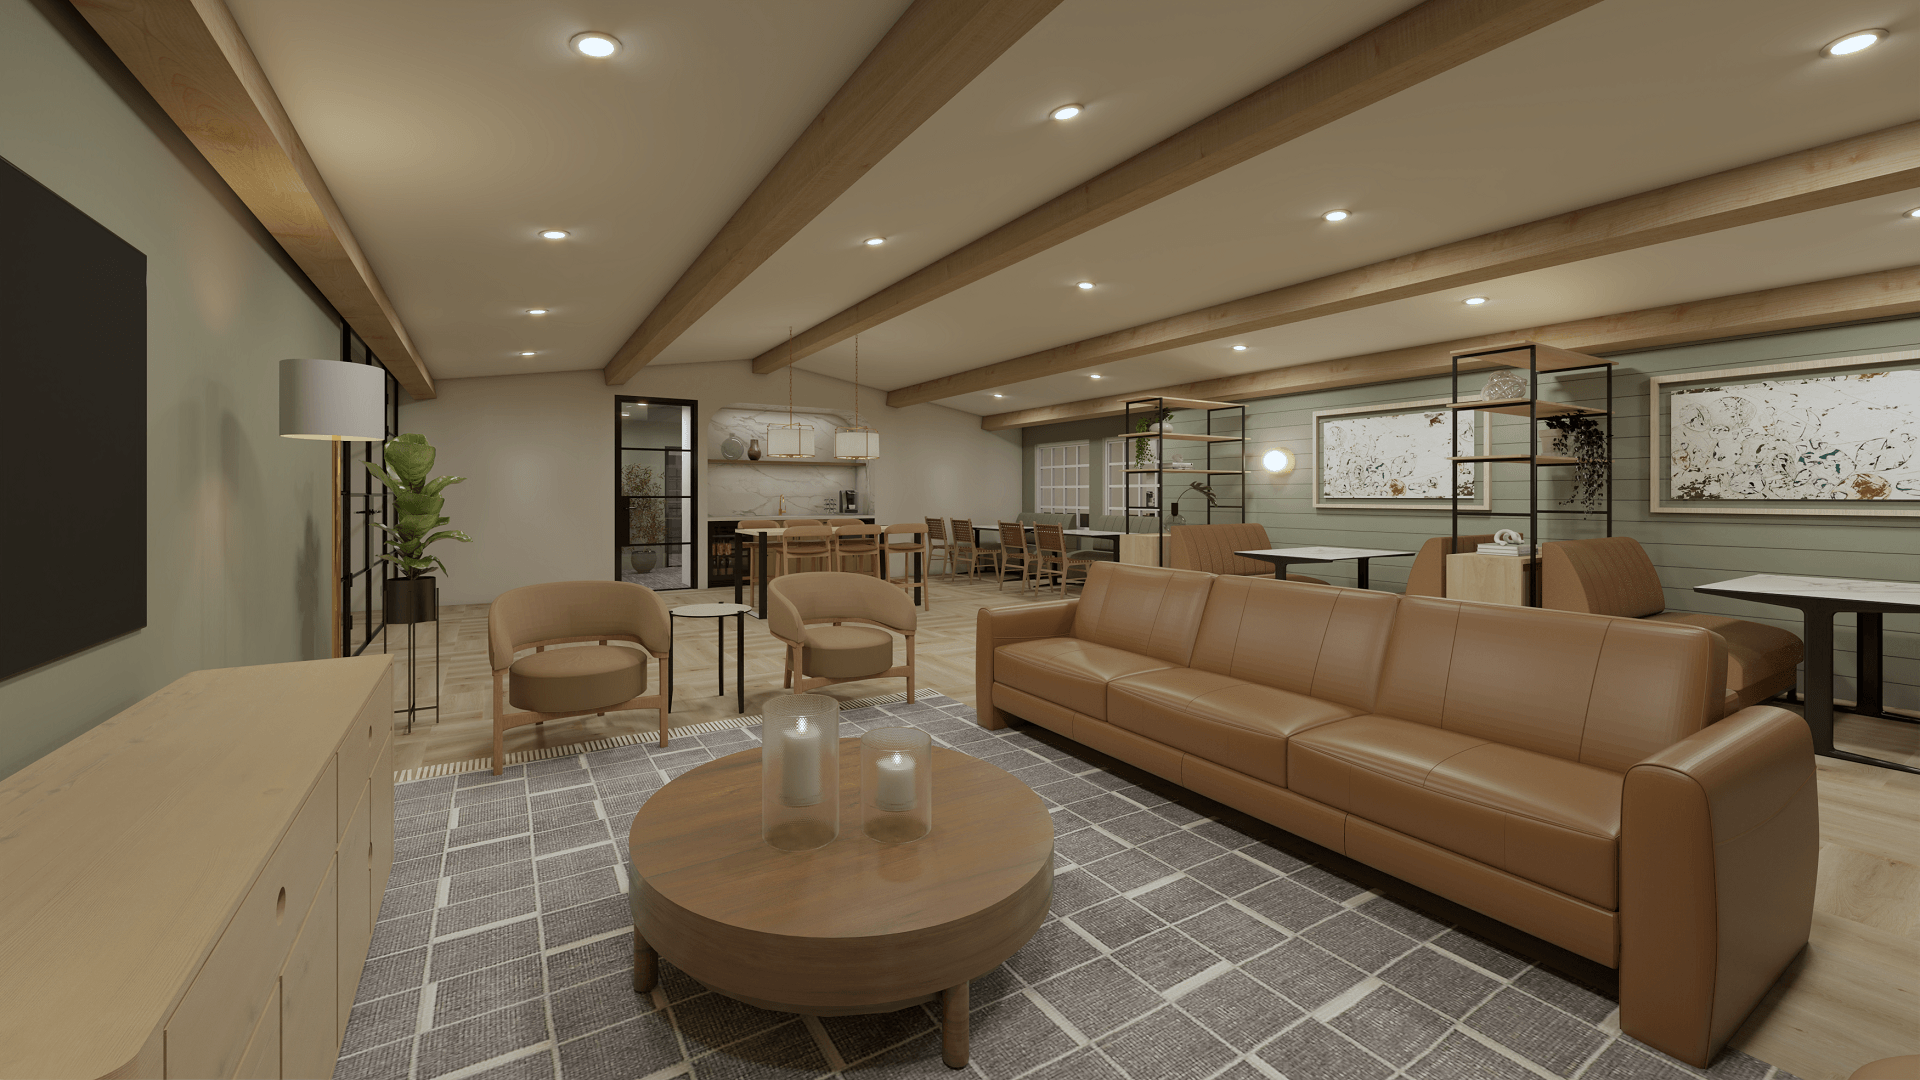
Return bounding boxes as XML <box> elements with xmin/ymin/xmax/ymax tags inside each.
<box><xmin>234</xmin><ymin>981</ymin><xmax>281</xmax><ymax>1080</ymax></box>
<box><xmin>371</xmin><ymin>733</ymin><xmax>395</xmax><ymax>915</ymax></box>
<box><xmin>337</xmin><ymin>780</ymin><xmax>374</xmax><ymax>1036</ymax></box>
<box><xmin>336</xmin><ymin>696</ymin><xmax>380</xmax><ymax>836</ymax></box>
<box><xmin>281</xmin><ymin>857</ymin><xmax>339</xmax><ymax>1080</ymax></box>
<box><xmin>165</xmin><ymin>756</ymin><xmax>338</xmax><ymax>1079</ymax></box>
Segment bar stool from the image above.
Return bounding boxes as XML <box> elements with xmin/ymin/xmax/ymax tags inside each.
<box><xmin>828</xmin><ymin>517</ymin><xmax>866</xmax><ymax>527</ymax></box>
<box><xmin>950</xmin><ymin>518</ymin><xmax>1000</xmax><ymax>582</ymax></box>
<box><xmin>832</xmin><ymin>523</ymin><xmax>884</xmax><ymax>576</ymax></box>
<box><xmin>780</xmin><ymin>525</ymin><xmax>834</xmax><ymax>576</ymax></box>
<box><xmin>881</xmin><ymin>522</ymin><xmax>932</xmax><ymax>610</ymax></box>
<box><xmin>738</xmin><ymin>519</ymin><xmax>780</xmax><ymax>590</ymax></box>
<box><xmin>996</xmin><ymin>521</ymin><xmax>1040</xmax><ymax>593</ymax></box>
<box><xmin>923</xmin><ymin>517</ymin><xmax>952</xmax><ymax>581</ymax></box>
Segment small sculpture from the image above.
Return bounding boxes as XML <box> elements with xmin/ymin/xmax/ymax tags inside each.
<box><xmin>1493</xmin><ymin>528</ymin><xmax>1525</xmax><ymax>546</ymax></box>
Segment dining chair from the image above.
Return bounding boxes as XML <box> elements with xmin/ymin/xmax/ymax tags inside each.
<box><xmin>832</xmin><ymin>523</ymin><xmax>884</xmax><ymax>576</ymax></box>
<box><xmin>923</xmin><ymin>517</ymin><xmax>952</xmax><ymax>581</ymax></box>
<box><xmin>488</xmin><ymin>580</ymin><xmax>672</xmax><ymax>772</ymax></box>
<box><xmin>1032</xmin><ymin>523</ymin><xmax>1071</xmax><ymax>596</ymax></box>
<box><xmin>779</xmin><ymin>525</ymin><xmax>834</xmax><ymax>576</ymax></box>
<box><xmin>996</xmin><ymin>520</ymin><xmax>1039</xmax><ymax>593</ymax></box>
<box><xmin>881</xmin><ymin>523</ymin><xmax>932</xmax><ymax>610</ymax></box>
<box><xmin>949</xmin><ymin>517</ymin><xmax>998</xmax><ymax>582</ymax></box>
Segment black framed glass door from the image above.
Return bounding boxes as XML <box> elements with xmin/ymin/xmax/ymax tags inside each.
<box><xmin>616</xmin><ymin>396</ymin><xmax>696</xmax><ymax>590</ymax></box>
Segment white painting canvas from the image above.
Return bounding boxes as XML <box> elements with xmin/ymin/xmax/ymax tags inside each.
<box><xmin>1669</xmin><ymin>370</ymin><xmax>1920</xmax><ymax>501</ymax></box>
<box><xmin>1320</xmin><ymin>409</ymin><xmax>1475</xmax><ymax>499</ymax></box>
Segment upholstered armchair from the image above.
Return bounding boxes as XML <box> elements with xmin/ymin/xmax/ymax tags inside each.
<box><xmin>488</xmin><ymin>580</ymin><xmax>673</xmax><ymax>773</ymax></box>
<box><xmin>768</xmin><ymin>572</ymin><xmax>916</xmax><ymax>698</ymax></box>
<box><xmin>1168</xmin><ymin>522</ymin><xmax>1328</xmax><ymax>584</ymax></box>
<box><xmin>1543</xmin><ymin>536</ymin><xmax>1804</xmax><ymax>714</ymax></box>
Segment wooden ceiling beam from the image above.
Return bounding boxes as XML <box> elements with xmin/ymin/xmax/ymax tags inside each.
<box><xmin>74</xmin><ymin>0</ymin><xmax>435</xmax><ymax>399</ymax></box>
<box><xmin>751</xmin><ymin>0</ymin><xmax>1606</xmax><ymax>376</ymax></box>
<box><xmin>896</xmin><ymin>121</ymin><xmax>1920</xmax><ymax>407</ymax></box>
<box><xmin>978</xmin><ymin>264</ymin><xmax>1920</xmax><ymax>429</ymax></box>
<box><xmin>601</xmin><ymin>0</ymin><xmax>1063</xmax><ymax>386</ymax></box>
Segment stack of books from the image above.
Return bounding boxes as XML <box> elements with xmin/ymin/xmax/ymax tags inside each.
<box><xmin>1476</xmin><ymin>543</ymin><xmax>1535</xmax><ymax>556</ymax></box>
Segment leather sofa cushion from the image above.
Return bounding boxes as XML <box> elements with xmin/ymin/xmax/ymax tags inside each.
<box><xmin>1071</xmin><ymin>563</ymin><xmax>1214</xmax><ymax>667</ymax></box>
<box><xmin>509</xmin><ymin>645</ymin><xmax>645</xmax><ymax>714</ymax></box>
<box><xmin>1108</xmin><ymin>667</ymin><xmax>1354</xmax><ymax>788</ymax></box>
<box><xmin>803</xmin><ymin>625</ymin><xmax>895</xmax><ymax>679</ymax></box>
<box><xmin>995</xmin><ymin>638</ymin><xmax>1174</xmax><ymax>721</ymax></box>
<box><xmin>1190</xmin><ymin>577</ymin><xmax>1397</xmax><ymax>713</ymax></box>
<box><xmin>1644</xmin><ymin>612</ymin><xmax>1802</xmax><ymax>701</ymax></box>
<box><xmin>1291</xmin><ymin>715</ymin><xmax>1623</xmax><ymax>909</ymax></box>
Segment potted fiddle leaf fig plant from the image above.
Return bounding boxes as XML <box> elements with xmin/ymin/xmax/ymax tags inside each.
<box><xmin>367</xmin><ymin>433</ymin><xmax>472</xmax><ymax>624</ymax></box>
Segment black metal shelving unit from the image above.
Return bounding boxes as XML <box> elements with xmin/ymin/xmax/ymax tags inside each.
<box><xmin>1448</xmin><ymin>341</ymin><xmax>1615</xmax><ymax>606</ymax></box>
<box><xmin>1122</xmin><ymin>396</ymin><xmax>1247</xmax><ymax>566</ymax></box>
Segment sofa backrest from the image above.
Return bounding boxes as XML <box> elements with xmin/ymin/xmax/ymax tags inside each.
<box><xmin>1374</xmin><ymin>597</ymin><xmax>1726</xmax><ymax>771</ymax></box>
<box><xmin>1541</xmin><ymin>536</ymin><xmax>1667</xmax><ymax>618</ymax></box>
<box><xmin>1073</xmin><ymin>562</ymin><xmax>1214</xmax><ymax>667</ymax></box>
<box><xmin>1169</xmin><ymin>522</ymin><xmax>1275</xmax><ymax>576</ymax></box>
<box><xmin>1191</xmin><ymin>577</ymin><xmax>1398</xmax><ymax>713</ymax></box>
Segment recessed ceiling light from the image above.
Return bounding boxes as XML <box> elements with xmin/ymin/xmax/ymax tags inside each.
<box><xmin>1462</xmin><ymin>296</ymin><xmax>1489</xmax><ymax>306</ymax></box>
<box><xmin>539</xmin><ymin>229</ymin><xmax>569</xmax><ymax>240</ymax></box>
<box><xmin>1075</xmin><ymin>281</ymin><xmax>1095</xmax><ymax>290</ymax></box>
<box><xmin>1231</xmin><ymin>344</ymin><xmax>1248</xmax><ymax>351</ymax></box>
<box><xmin>1821</xmin><ymin>29</ymin><xmax>1886</xmax><ymax>57</ymax></box>
<box><xmin>1049</xmin><ymin>104</ymin><xmax>1082</xmax><ymax>121</ymax></box>
<box><xmin>570</xmin><ymin>31</ymin><xmax>621</xmax><ymax>58</ymax></box>
<box><xmin>519</xmin><ymin>351</ymin><xmax>536</xmax><ymax>356</ymax></box>
<box><xmin>526</xmin><ymin>308</ymin><xmax>549</xmax><ymax>315</ymax></box>
<box><xmin>1089</xmin><ymin>373</ymin><xmax>1103</xmax><ymax>379</ymax></box>
<box><xmin>992</xmin><ymin>393</ymin><xmax>1004</xmax><ymax>398</ymax></box>
<box><xmin>1321</xmin><ymin>209</ymin><xmax>1351</xmax><ymax>222</ymax></box>
<box><xmin>1905</xmin><ymin>207</ymin><xmax>1920</xmax><ymax>219</ymax></box>
<box><xmin>863</xmin><ymin>237</ymin><xmax>885</xmax><ymax>246</ymax></box>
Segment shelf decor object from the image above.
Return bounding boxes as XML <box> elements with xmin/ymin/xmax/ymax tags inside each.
<box><xmin>1448</xmin><ymin>341</ymin><xmax>1616</xmax><ymax>607</ymax></box>
<box><xmin>720</xmin><ymin>434</ymin><xmax>745</xmax><ymax>460</ymax></box>
<box><xmin>835</xmin><ymin>335</ymin><xmax>881</xmax><ymax>460</ymax></box>
<box><xmin>861</xmin><ymin>727</ymin><xmax>932</xmax><ymax>844</ymax></box>
<box><xmin>1648</xmin><ymin>347</ymin><xmax>1920</xmax><ymax>517</ymax></box>
<box><xmin>762</xmin><ymin>694</ymin><xmax>840</xmax><ymax>851</ymax></box>
<box><xmin>1312</xmin><ymin>397</ymin><xmax>1488</xmax><ymax>511</ymax></box>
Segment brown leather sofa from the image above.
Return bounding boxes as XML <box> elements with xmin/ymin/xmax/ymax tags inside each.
<box><xmin>1542</xmin><ymin>536</ymin><xmax>1804</xmax><ymax>714</ymax></box>
<box><xmin>1169</xmin><ymin>522</ymin><xmax>1328</xmax><ymax>584</ymax></box>
<box><xmin>976</xmin><ymin>561</ymin><xmax>1815</xmax><ymax>1067</ymax></box>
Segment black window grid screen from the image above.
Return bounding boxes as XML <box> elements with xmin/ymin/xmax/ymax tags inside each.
<box><xmin>338</xmin><ymin>325</ymin><xmax>400</xmax><ymax>657</ymax></box>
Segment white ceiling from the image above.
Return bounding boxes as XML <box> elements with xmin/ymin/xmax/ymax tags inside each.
<box><xmin>228</xmin><ymin>0</ymin><xmax>1920</xmax><ymax>413</ymax></box>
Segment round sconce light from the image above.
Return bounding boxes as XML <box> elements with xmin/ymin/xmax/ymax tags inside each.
<box><xmin>1262</xmin><ymin>448</ymin><xmax>1293</xmax><ymax>473</ymax></box>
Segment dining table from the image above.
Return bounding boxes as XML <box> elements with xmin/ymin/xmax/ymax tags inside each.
<box><xmin>1232</xmin><ymin>546</ymin><xmax>1416</xmax><ymax>589</ymax></box>
<box><xmin>1693</xmin><ymin>573</ymin><xmax>1920</xmax><ymax>775</ymax></box>
<box><xmin>732</xmin><ymin>525</ymin><xmax>926</xmax><ymax>619</ymax></box>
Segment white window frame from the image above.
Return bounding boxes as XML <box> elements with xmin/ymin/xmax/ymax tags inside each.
<box><xmin>1035</xmin><ymin>441</ymin><xmax>1090</xmax><ymax>514</ymax></box>
<box><xmin>1105</xmin><ymin>437</ymin><xmax>1160</xmax><ymax>516</ymax></box>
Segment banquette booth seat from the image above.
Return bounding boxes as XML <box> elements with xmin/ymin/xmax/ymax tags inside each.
<box><xmin>1168</xmin><ymin>521</ymin><xmax>1329</xmax><ymax>585</ymax></box>
<box><xmin>1403</xmin><ymin>533</ymin><xmax>1497</xmax><ymax>596</ymax></box>
<box><xmin>1542</xmin><ymin>536</ymin><xmax>1804</xmax><ymax>714</ymax></box>
<box><xmin>976</xmin><ymin>561</ymin><xmax>1816</xmax><ymax>1067</ymax></box>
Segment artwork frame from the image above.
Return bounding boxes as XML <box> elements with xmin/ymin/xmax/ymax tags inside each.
<box><xmin>1649</xmin><ymin>347</ymin><xmax>1920</xmax><ymax>517</ymax></box>
<box><xmin>1312</xmin><ymin>396</ymin><xmax>1489</xmax><ymax>511</ymax></box>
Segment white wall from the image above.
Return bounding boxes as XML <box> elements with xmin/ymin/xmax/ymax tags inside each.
<box><xmin>401</xmin><ymin>362</ymin><xmax>1023</xmax><ymax>605</ymax></box>
<box><xmin>0</xmin><ymin>0</ymin><xmax>339</xmax><ymax>778</ymax></box>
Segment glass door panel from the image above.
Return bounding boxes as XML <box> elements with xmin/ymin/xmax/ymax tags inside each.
<box><xmin>617</xmin><ymin>397</ymin><xmax>696</xmax><ymax>590</ymax></box>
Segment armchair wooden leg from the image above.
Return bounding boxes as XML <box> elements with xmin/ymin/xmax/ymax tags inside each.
<box><xmin>492</xmin><ymin>723</ymin><xmax>506</xmax><ymax>776</ymax></box>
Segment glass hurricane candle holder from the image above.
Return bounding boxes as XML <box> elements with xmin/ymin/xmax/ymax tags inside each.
<box><xmin>861</xmin><ymin>728</ymin><xmax>932</xmax><ymax>844</ymax></box>
<box><xmin>762</xmin><ymin>694</ymin><xmax>840</xmax><ymax>852</ymax></box>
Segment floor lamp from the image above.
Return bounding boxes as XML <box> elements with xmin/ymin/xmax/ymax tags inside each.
<box><xmin>279</xmin><ymin>357</ymin><xmax>386</xmax><ymax>658</ymax></box>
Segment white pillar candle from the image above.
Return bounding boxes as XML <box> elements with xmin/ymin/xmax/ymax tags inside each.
<box><xmin>874</xmin><ymin>751</ymin><xmax>917</xmax><ymax>813</ymax></box>
<box><xmin>780</xmin><ymin>718</ymin><xmax>823</xmax><ymax>807</ymax></box>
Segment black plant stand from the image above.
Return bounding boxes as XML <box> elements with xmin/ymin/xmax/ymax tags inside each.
<box><xmin>383</xmin><ymin>576</ymin><xmax>441</xmax><ymax>733</ymax></box>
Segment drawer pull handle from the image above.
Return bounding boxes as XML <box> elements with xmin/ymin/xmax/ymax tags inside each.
<box><xmin>276</xmin><ymin>887</ymin><xmax>286</xmax><ymax>922</ymax></box>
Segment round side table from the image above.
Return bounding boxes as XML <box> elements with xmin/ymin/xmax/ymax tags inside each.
<box><xmin>668</xmin><ymin>602</ymin><xmax>751</xmax><ymax>715</ymax></box>
<box><xmin>628</xmin><ymin>740</ymin><xmax>1053</xmax><ymax>1068</ymax></box>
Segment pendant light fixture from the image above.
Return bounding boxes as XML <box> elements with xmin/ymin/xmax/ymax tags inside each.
<box><xmin>767</xmin><ymin>327</ymin><xmax>813</xmax><ymax>458</ymax></box>
<box><xmin>835</xmin><ymin>335</ymin><xmax>880</xmax><ymax>460</ymax></box>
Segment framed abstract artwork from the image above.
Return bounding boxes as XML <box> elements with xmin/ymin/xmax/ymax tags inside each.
<box><xmin>1649</xmin><ymin>347</ymin><xmax>1920</xmax><ymax>516</ymax></box>
<box><xmin>1312</xmin><ymin>396</ymin><xmax>1488</xmax><ymax>510</ymax></box>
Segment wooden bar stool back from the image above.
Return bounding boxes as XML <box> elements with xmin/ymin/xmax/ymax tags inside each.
<box><xmin>832</xmin><ymin>523</ymin><xmax>884</xmax><ymax>576</ymax></box>
<box><xmin>779</xmin><ymin>525</ymin><xmax>834</xmax><ymax>576</ymax></box>
<box><xmin>881</xmin><ymin>522</ymin><xmax>932</xmax><ymax>610</ymax></box>
<box><xmin>736</xmin><ymin>519</ymin><xmax>780</xmax><ymax>588</ymax></box>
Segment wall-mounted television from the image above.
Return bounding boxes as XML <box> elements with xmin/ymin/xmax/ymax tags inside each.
<box><xmin>0</xmin><ymin>156</ymin><xmax>146</xmax><ymax>680</ymax></box>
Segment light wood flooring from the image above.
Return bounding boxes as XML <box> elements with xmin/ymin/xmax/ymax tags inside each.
<box><xmin>364</xmin><ymin>578</ymin><xmax>1918</xmax><ymax>1080</ymax></box>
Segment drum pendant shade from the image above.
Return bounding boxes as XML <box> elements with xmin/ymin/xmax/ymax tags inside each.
<box><xmin>279</xmin><ymin>358</ymin><xmax>385</xmax><ymax>440</ymax></box>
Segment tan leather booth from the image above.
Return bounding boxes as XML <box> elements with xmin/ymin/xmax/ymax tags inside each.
<box><xmin>1169</xmin><ymin>522</ymin><xmax>1328</xmax><ymax>584</ymax></box>
<box><xmin>977</xmin><ymin>561</ymin><xmax>1815</xmax><ymax>1068</ymax></box>
<box><xmin>1405</xmin><ymin>533</ymin><xmax>1496</xmax><ymax>596</ymax></box>
<box><xmin>1542</xmin><ymin>536</ymin><xmax>1804</xmax><ymax>714</ymax></box>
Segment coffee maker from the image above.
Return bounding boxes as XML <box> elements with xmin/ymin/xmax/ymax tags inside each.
<box><xmin>840</xmin><ymin>490</ymin><xmax>859</xmax><ymax>513</ymax></box>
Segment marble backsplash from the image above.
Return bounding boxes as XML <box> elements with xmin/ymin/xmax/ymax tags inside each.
<box><xmin>709</xmin><ymin>408</ymin><xmax>866</xmax><ymax>519</ymax></box>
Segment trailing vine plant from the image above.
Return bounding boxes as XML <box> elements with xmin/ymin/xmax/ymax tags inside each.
<box><xmin>1132</xmin><ymin>408</ymin><xmax>1174</xmax><ymax>467</ymax></box>
<box><xmin>1543</xmin><ymin>415</ymin><xmax>1608</xmax><ymax>514</ymax></box>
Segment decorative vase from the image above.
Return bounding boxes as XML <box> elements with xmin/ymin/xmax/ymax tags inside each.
<box><xmin>721</xmin><ymin>435</ymin><xmax>745</xmax><ymax>460</ymax></box>
<box><xmin>629</xmin><ymin>549</ymin><xmax>659</xmax><ymax>573</ymax></box>
<box><xmin>747</xmin><ymin>438</ymin><xmax>762</xmax><ymax>461</ymax></box>
<box><xmin>1481</xmin><ymin>369</ymin><xmax>1529</xmax><ymax>402</ymax></box>
<box><xmin>762</xmin><ymin>694</ymin><xmax>839</xmax><ymax>851</ymax></box>
<box><xmin>382</xmin><ymin>575</ymin><xmax>438</xmax><ymax>625</ymax></box>
<box><xmin>861</xmin><ymin>727</ymin><xmax>932</xmax><ymax>844</ymax></box>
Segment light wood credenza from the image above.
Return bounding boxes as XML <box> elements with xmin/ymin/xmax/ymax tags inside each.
<box><xmin>0</xmin><ymin>656</ymin><xmax>395</xmax><ymax>1079</ymax></box>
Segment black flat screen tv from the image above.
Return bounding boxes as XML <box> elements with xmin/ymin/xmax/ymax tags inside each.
<box><xmin>1</xmin><ymin>156</ymin><xmax>146</xmax><ymax>680</ymax></box>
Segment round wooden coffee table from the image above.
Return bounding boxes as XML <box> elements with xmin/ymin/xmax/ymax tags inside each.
<box><xmin>628</xmin><ymin>739</ymin><xmax>1052</xmax><ymax>1068</ymax></box>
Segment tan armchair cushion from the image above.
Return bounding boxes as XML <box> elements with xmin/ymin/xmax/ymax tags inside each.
<box><xmin>489</xmin><ymin>580</ymin><xmax>671</xmax><ymax>669</ymax></box>
<box><xmin>508</xmin><ymin>645</ymin><xmax>645</xmax><ymax>714</ymax></box>
<box><xmin>769</xmin><ymin>572</ymin><xmax>916</xmax><ymax>641</ymax></box>
<box><xmin>802</xmin><ymin>625</ymin><xmax>895</xmax><ymax>679</ymax></box>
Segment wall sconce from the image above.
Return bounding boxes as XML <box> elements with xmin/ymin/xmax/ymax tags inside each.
<box><xmin>1261</xmin><ymin>448</ymin><xmax>1294</xmax><ymax>473</ymax></box>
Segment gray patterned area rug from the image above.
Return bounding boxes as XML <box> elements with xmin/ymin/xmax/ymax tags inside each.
<box><xmin>337</xmin><ymin>693</ymin><xmax>1797</xmax><ymax>1080</ymax></box>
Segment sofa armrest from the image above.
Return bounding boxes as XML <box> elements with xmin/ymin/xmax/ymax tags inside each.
<box><xmin>975</xmin><ymin>601</ymin><xmax>1078</xmax><ymax>728</ymax></box>
<box><xmin>1618</xmin><ymin>705</ymin><xmax>1817</xmax><ymax>1067</ymax></box>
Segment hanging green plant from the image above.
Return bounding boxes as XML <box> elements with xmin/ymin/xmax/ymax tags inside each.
<box><xmin>365</xmin><ymin>433</ymin><xmax>472</xmax><ymax>579</ymax></box>
<box><xmin>1543</xmin><ymin>415</ymin><xmax>1608</xmax><ymax>514</ymax></box>
<box><xmin>1132</xmin><ymin>408</ymin><xmax>1174</xmax><ymax>468</ymax></box>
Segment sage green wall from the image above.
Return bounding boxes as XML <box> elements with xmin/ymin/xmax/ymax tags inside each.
<box><xmin>1022</xmin><ymin>316</ymin><xmax>1920</xmax><ymax>712</ymax></box>
<box><xmin>0</xmin><ymin>0</ymin><xmax>340</xmax><ymax>779</ymax></box>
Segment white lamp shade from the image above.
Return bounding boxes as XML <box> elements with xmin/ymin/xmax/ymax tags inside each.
<box><xmin>766</xmin><ymin>423</ymin><xmax>812</xmax><ymax>458</ymax></box>
<box><xmin>835</xmin><ymin>429</ymin><xmax>880</xmax><ymax>460</ymax></box>
<box><xmin>279</xmin><ymin>358</ymin><xmax>385</xmax><ymax>440</ymax></box>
